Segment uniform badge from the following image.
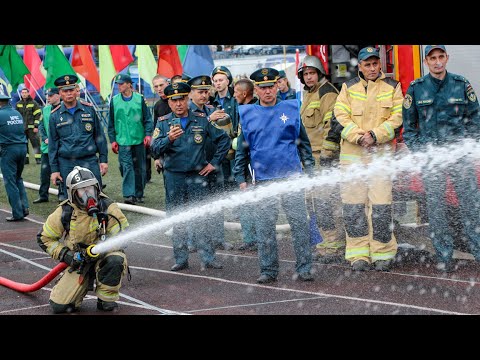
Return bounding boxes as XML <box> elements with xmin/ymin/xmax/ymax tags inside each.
<box><xmin>403</xmin><ymin>94</ymin><xmax>412</xmax><ymax>109</ymax></box>
<box><xmin>85</xmin><ymin>123</ymin><xmax>92</xmax><ymax>131</ymax></box>
<box><xmin>194</xmin><ymin>133</ymin><xmax>203</xmax><ymax>144</ymax></box>
<box><xmin>153</xmin><ymin>128</ymin><xmax>160</xmax><ymax>139</ymax></box>
<box><xmin>467</xmin><ymin>88</ymin><xmax>477</xmax><ymax>102</ymax></box>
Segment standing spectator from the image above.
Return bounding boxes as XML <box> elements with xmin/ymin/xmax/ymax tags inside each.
<box><xmin>49</xmin><ymin>74</ymin><xmax>109</xmax><ymax>199</ymax></box>
<box><xmin>0</xmin><ymin>84</ymin><xmax>29</xmax><ymax>221</ymax></box>
<box><xmin>403</xmin><ymin>45</ymin><xmax>480</xmax><ymax>272</ymax></box>
<box><xmin>108</xmin><ymin>74</ymin><xmax>153</xmax><ymax>205</ymax></box>
<box><xmin>16</xmin><ymin>87</ymin><xmax>42</xmax><ymax>164</ymax></box>
<box><xmin>211</xmin><ymin>66</ymin><xmax>239</xmax><ymax>191</ymax></box>
<box><xmin>298</xmin><ymin>55</ymin><xmax>345</xmax><ymax>264</ymax></box>
<box><xmin>34</xmin><ymin>87</ymin><xmax>62</xmax><ymax>204</ymax></box>
<box><xmin>334</xmin><ymin>47</ymin><xmax>403</xmax><ymax>272</ymax></box>
<box><xmin>233</xmin><ymin>68</ymin><xmax>315</xmax><ymax>284</ymax></box>
<box><xmin>232</xmin><ymin>78</ymin><xmax>257</xmax><ymax>251</ymax></box>
<box><xmin>151</xmin><ymin>81</ymin><xmax>230</xmax><ymax>271</ymax></box>
<box><xmin>276</xmin><ymin>70</ymin><xmax>296</xmax><ymax>100</ymax></box>
<box><xmin>152</xmin><ymin>75</ymin><xmax>171</xmax><ymax>175</ymax></box>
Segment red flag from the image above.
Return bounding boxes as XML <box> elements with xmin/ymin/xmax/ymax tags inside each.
<box><xmin>23</xmin><ymin>45</ymin><xmax>45</xmax><ymax>95</ymax></box>
<box><xmin>71</xmin><ymin>45</ymin><xmax>100</xmax><ymax>91</ymax></box>
<box><xmin>157</xmin><ymin>45</ymin><xmax>182</xmax><ymax>78</ymax></box>
<box><xmin>307</xmin><ymin>45</ymin><xmax>329</xmax><ymax>75</ymax></box>
<box><xmin>109</xmin><ymin>45</ymin><xmax>134</xmax><ymax>73</ymax></box>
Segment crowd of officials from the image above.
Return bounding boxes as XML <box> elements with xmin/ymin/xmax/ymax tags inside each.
<box><xmin>1</xmin><ymin>45</ymin><xmax>480</xmax><ymax>308</ymax></box>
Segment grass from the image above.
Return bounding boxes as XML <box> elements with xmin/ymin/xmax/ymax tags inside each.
<box><xmin>0</xmin><ymin>146</ymin><xmax>167</xmax><ymax>226</ymax></box>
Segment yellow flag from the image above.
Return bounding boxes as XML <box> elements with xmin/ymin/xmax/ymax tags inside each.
<box><xmin>99</xmin><ymin>45</ymin><xmax>117</xmax><ymax>101</ymax></box>
<box><xmin>135</xmin><ymin>45</ymin><xmax>157</xmax><ymax>91</ymax></box>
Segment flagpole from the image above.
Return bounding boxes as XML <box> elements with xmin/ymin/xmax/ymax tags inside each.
<box><xmin>23</xmin><ymin>76</ymin><xmax>46</xmax><ymax>106</ymax></box>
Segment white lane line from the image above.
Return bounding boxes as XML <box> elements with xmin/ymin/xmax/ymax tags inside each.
<box><xmin>130</xmin><ymin>265</ymin><xmax>469</xmax><ymax>315</ymax></box>
<box><xmin>0</xmin><ymin>246</ymin><xmax>185</xmax><ymax>315</ymax></box>
<box><xmin>133</xmin><ymin>241</ymin><xmax>480</xmax><ymax>286</ymax></box>
<box><xmin>187</xmin><ymin>296</ymin><xmax>326</xmax><ymax>313</ymax></box>
<box><xmin>0</xmin><ymin>209</ymin><xmax>44</xmax><ymax>225</ymax></box>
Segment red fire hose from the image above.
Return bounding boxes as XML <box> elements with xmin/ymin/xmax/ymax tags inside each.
<box><xmin>0</xmin><ymin>262</ymin><xmax>68</xmax><ymax>293</ymax></box>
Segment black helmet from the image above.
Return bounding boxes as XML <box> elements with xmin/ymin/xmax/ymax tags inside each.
<box><xmin>65</xmin><ymin>166</ymin><xmax>100</xmax><ymax>214</ymax></box>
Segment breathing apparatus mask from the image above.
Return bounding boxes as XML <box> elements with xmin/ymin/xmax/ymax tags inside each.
<box><xmin>65</xmin><ymin>166</ymin><xmax>101</xmax><ymax>216</ymax></box>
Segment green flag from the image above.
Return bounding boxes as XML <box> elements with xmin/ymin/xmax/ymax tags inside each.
<box><xmin>177</xmin><ymin>45</ymin><xmax>188</xmax><ymax>64</ymax></box>
<box><xmin>43</xmin><ymin>45</ymin><xmax>77</xmax><ymax>89</ymax></box>
<box><xmin>135</xmin><ymin>45</ymin><xmax>157</xmax><ymax>91</ymax></box>
<box><xmin>0</xmin><ymin>45</ymin><xmax>30</xmax><ymax>92</ymax></box>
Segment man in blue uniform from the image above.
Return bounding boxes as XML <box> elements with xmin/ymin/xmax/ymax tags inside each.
<box><xmin>233</xmin><ymin>68</ymin><xmax>315</xmax><ymax>284</ymax></box>
<box><xmin>0</xmin><ymin>83</ymin><xmax>29</xmax><ymax>221</ymax></box>
<box><xmin>151</xmin><ymin>81</ymin><xmax>231</xmax><ymax>271</ymax></box>
<box><xmin>403</xmin><ymin>45</ymin><xmax>480</xmax><ymax>272</ymax></box>
<box><xmin>48</xmin><ymin>74</ymin><xmax>108</xmax><ymax>200</ymax></box>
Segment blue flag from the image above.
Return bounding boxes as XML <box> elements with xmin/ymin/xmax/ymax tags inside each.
<box><xmin>182</xmin><ymin>45</ymin><xmax>214</xmax><ymax>78</ymax></box>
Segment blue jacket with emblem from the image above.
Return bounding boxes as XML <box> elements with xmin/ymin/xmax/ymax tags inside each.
<box><xmin>48</xmin><ymin>100</ymin><xmax>108</xmax><ymax>173</ymax></box>
<box><xmin>151</xmin><ymin>109</ymin><xmax>230</xmax><ymax>173</ymax></box>
<box><xmin>403</xmin><ymin>72</ymin><xmax>480</xmax><ymax>151</ymax></box>
<box><xmin>0</xmin><ymin>104</ymin><xmax>27</xmax><ymax>145</ymax></box>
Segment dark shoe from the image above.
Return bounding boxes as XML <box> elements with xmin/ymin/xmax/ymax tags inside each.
<box><xmin>58</xmin><ymin>197</ymin><xmax>67</xmax><ymax>203</ymax></box>
<box><xmin>24</xmin><ymin>159</ymin><xmax>29</xmax><ymax>165</ymax></box>
<box><xmin>238</xmin><ymin>243</ymin><xmax>257</xmax><ymax>251</ymax></box>
<box><xmin>203</xmin><ymin>260</ymin><xmax>223</xmax><ymax>270</ymax></box>
<box><xmin>33</xmin><ymin>198</ymin><xmax>48</xmax><ymax>204</ymax></box>
<box><xmin>351</xmin><ymin>260</ymin><xmax>370</xmax><ymax>271</ymax></box>
<box><xmin>216</xmin><ymin>242</ymin><xmax>234</xmax><ymax>251</ymax></box>
<box><xmin>136</xmin><ymin>197</ymin><xmax>145</xmax><ymax>204</ymax></box>
<box><xmin>297</xmin><ymin>272</ymin><xmax>314</xmax><ymax>281</ymax></box>
<box><xmin>170</xmin><ymin>262</ymin><xmax>189</xmax><ymax>271</ymax></box>
<box><xmin>102</xmin><ymin>184</ymin><xmax>107</xmax><ymax>190</ymax></box>
<box><xmin>23</xmin><ymin>209</ymin><xmax>29</xmax><ymax>217</ymax></box>
<box><xmin>188</xmin><ymin>246</ymin><xmax>197</xmax><ymax>253</ymax></box>
<box><xmin>6</xmin><ymin>217</ymin><xmax>25</xmax><ymax>222</ymax></box>
<box><xmin>257</xmin><ymin>274</ymin><xmax>277</xmax><ymax>284</ymax></box>
<box><xmin>374</xmin><ymin>259</ymin><xmax>392</xmax><ymax>272</ymax></box>
<box><xmin>124</xmin><ymin>196</ymin><xmax>136</xmax><ymax>205</ymax></box>
<box><xmin>97</xmin><ymin>299</ymin><xmax>118</xmax><ymax>311</ymax></box>
<box><xmin>35</xmin><ymin>159</ymin><xmax>42</xmax><ymax>165</ymax></box>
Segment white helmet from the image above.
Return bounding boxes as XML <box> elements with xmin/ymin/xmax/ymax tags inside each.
<box><xmin>297</xmin><ymin>55</ymin><xmax>326</xmax><ymax>84</ymax></box>
<box><xmin>65</xmin><ymin>166</ymin><xmax>100</xmax><ymax>213</ymax></box>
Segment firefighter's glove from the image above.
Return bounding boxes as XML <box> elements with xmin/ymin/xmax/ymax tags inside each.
<box><xmin>60</xmin><ymin>247</ymin><xmax>85</xmax><ymax>272</ymax></box>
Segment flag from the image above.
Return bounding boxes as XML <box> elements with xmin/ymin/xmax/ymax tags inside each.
<box><xmin>109</xmin><ymin>45</ymin><xmax>134</xmax><ymax>73</ymax></box>
<box><xmin>307</xmin><ymin>45</ymin><xmax>329</xmax><ymax>75</ymax></box>
<box><xmin>71</xmin><ymin>45</ymin><xmax>100</xmax><ymax>91</ymax></box>
<box><xmin>43</xmin><ymin>45</ymin><xmax>77</xmax><ymax>89</ymax></box>
<box><xmin>135</xmin><ymin>45</ymin><xmax>157</xmax><ymax>91</ymax></box>
<box><xmin>157</xmin><ymin>45</ymin><xmax>182</xmax><ymax>78</ymax></box>
<box><xmin>182</xmin><ymin>45</ymin><xmax>214</xmax><ymax>78</ymax></box>
<box><xmin>295</xmin><ymin>49</ymin><xmax>303</xmax><ymax>104</ymax></box>
<box><xmin>23</xmin><ymin>45</ymin><xmax>46</xmax><ymax>96</ymax></box>
<box><xmin>98</xmin><ymin>45</ymin><xmax>117</xmax><ymax>101</ymax></box>
<box><xmin>0</xmin><ymin>45</ymin><xmax>30</xmax><ymax>92</ymax></box>
<box><xmin>177</xmin><ymin>45</ymin><xmax>188</xmax><ymax>64</ymax></box>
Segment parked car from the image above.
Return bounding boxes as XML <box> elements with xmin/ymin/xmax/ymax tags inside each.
<box><xmin>261</xmin><ymin>45</ymin><xmax>306</xmax><ymax>55</ymax></box>
<box><xmin>232</xmin><ymin>45</ymin><xmax>264</xmax><ymax>56</ymax></box>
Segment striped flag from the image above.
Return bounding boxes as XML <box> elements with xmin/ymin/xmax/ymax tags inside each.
<box><xmin>98</xmin><ymin>45</ymin><xmax>117</xmax><ymax>101</ymax></box>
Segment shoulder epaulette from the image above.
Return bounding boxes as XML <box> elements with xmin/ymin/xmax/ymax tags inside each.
<box><xmin>383</xmin><ymin>77</ymin><xmax>399</xmax><ymax>88</ymax></box>
<box><xmin>452</xmin><ymin>74</ymin><xmax>467</xmax><ymax>82</ymax></box>
<box><xmin>345</xmin><ymin>77</ymin><xmax>361</xmax><ymax>88</ymax></box>
<box><xmin>319</xmin><ymin>81</ymin><xmax>339</xmax><ymax>98</ymax></box>
<box><xmin>205</xmin><ymin>104</ymin><xmax>214</xmax><ymax>109</ymax></box>
<box><xmin>411</xmin><ymin>77</ymin><xmax>425</xmax><ymax>86</ymax></box>
<box><xmin>193</xmin><ymin>111</ymin><xmax>206</xmax><ymax>117</ymax></box>
<box><xmin>79</xmin><ymin>99</ymin><xmax>93</xmax><ymax>106</ymax></box>
<box><xmin>158</xmin><ymin>114</ymin><xmax>171</xmax><ymax>122</ymax></box>
<box><xmin>51</xmin><ymin>104</ymin><xmax>61</xmax><ymax>114</ymax></box>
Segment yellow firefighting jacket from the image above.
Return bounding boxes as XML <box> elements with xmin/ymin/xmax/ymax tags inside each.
<box><xmin>37</xmin><ymin>195</ymin><xmax>129</xmax><ymax>260</ymax></box>
<box><xmin>300</xmin><ymin>79</ymin><xmax>339</xmax><ymax>153</ymax></box>
<box><xmin>334</xmin><ymin>71</ymin><xmax>403</xmax><ymax>164</ymax></box>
